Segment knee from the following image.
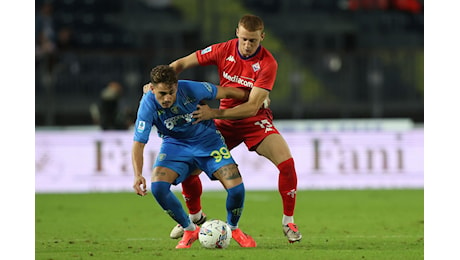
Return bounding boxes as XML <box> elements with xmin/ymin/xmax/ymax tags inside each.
<box><xmin>278</xmin><ymin>158</ymin><xmax>296</xmax><ymax>175</ymax></box>
<box><xmin>151</xmin><ymin>181</ymin><xmax>171</xmax><ymax>200</ymax></box>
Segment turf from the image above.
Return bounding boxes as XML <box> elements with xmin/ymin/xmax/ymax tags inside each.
<box><xmin>35</xmin><ymin>189</ymin><xmax>423</xmax><ymax>259</ymax></box>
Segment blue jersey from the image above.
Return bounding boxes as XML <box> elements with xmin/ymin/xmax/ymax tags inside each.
<box><xmin>134</xmin><ymin>80</ymin><xmax>218</xmax><ymax>143</ymax></box>
<box><xmin>133</xmin><ymin>80</ymin><xmax>236</xmax><ymax>185</ymax></box>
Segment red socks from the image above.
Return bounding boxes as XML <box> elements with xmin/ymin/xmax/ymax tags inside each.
<box><xmin>182</xmin><ymin>159</ymin><xmax>297</xmax><ymax>217</ymax></box>
<box><xmin>181</xmin><ymin>174</ymin><xmax>203</xmax><ymax>214</ymax></box>
<box><xmin>277</xmin><ymin>158</ymin><xmax>297</xmax><ymax>216</ymax></box>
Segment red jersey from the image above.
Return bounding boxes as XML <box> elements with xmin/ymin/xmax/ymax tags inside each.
<box><xmin>195</xmin><ymin>38</ymin><xmax>278</xmax><ymax>109</ymax></box>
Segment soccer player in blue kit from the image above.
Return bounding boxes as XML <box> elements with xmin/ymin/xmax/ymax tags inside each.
<box><xmin>131</xmin><ymin>65</ymin><xmax>257</xmax><ymax>248</ymax></box>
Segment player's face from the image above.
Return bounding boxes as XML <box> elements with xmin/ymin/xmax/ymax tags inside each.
<box><xmin>153</xmin><ymin>83</ymin><xmax>177</xmax><ymax>108</ymax></box>
<box><xmin>236</xmin><ymin>26</ymin><xmax>264</xmax><ymax>57</ymax></box>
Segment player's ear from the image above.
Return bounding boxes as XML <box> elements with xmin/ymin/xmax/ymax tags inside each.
<box><xmin>235</xmin><ymin>27</ymin><xmax>239</xmax><ymax>37</ymax></box>
<box><xmin>260</xmin><ymin>31</ymin><xmax>265</xmax><ymax>41</ymax></box>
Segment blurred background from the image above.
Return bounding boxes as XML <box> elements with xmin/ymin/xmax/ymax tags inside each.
<box><xmin>35</xmin><ymin>0</ymin><xmax>424</xmax><ymax>128</ymax></box>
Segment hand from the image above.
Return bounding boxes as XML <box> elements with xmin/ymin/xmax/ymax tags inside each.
<box><xmin>143</xmin><ymin>83</ymin><xmax>153</xmax><ymax>94</ymax></box>
<box><xmin>133</xmin><ymin>175</ymin><xmax>147</xmax><ymax>196</ymax></box>
<box><xmin>192</xmin><ymin>104</ymin><xmax>214</xmax><ymax>124</ymax></box>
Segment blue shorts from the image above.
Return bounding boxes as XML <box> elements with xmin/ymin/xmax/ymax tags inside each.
<box><xmin>154</xmin><ymin>130</ymin><xmax>236</xmax><ymax>185</ymax></box>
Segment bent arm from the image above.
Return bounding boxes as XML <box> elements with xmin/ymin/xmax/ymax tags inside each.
<box><xmin>215</xmin><ymin>86</ymin><xmax>250</xmax><ymax>101</ymax></box>
<box><xmin>213</xmin><ymin>87</ymin><xmax>269</xmax><ymax>119</ymax></box>
<box><xmin>169</xmin><ymin>52</ymin><xmax>200</xmax><ymax>74</ymax></box>
<box><xmin>143</xmin><ymin>52</ymin><xmax>199</xmax><ymax>94</ymax></box>
<box><xmin>193</xmin><ymin>87</ymin><xmax>269</xmax><ymax>123</ymax></box>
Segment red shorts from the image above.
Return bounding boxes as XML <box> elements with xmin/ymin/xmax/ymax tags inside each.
<box><xmin>214</xmin><ymin>108</ymin><xmax>280</xmax><ymax>151</ymax></box>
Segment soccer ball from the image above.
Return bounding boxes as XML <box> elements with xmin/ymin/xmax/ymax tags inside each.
<box><xmin>198</xmin><ymin>219</ymin><xmax>232</xmax><ymax>249</ymax></box>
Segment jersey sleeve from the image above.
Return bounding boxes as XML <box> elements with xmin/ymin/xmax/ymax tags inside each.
<box><xmin>195</xmin><ymin>41</ymin><xmax>227</xmax><ymax>66</ymax></box>
<box><xmin>180</xmin><ymin>80</ymin><xmax>218</xmax><ymax>101</ymax></box>
<box><xmin>133</xmin><ymin>93</ymin><xmax>155</xmax><ymax>143</ymax></box>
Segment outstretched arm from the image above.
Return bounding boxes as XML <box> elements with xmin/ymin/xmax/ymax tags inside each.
<box><xmin>169</xmin><ymin>52</ymin><xmax>200</xmax><ymax>74</ymax></box>
<box><xmin>215</xmin><ymin>85</ymin><xmax>250</xmax><ymax>101</ymax></box>
<box><xmin>142</xmin><ymin>52</ymin><xmax>200</xmax><ymax>94</ymax></box>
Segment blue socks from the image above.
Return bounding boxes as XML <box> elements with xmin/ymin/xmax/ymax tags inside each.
<box><xmin>226</xmin><ymin>183</ymin><xmax>245</xmax><ymax>227</ymax></box>
<box><xmin>151</xmin><ymin>181</ymin><xmax>190</xmax><ymax>228</ymax></box>
<box><xmin>151</xmin><ymin>181</ymin><xmax>245</xmax><ymax>229</ymax></box>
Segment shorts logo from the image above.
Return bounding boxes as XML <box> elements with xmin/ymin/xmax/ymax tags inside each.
<box><xmin>201</xmin><ymin>46</ymin><xmax>212</xmax><ymax>55</ymax></box>
<box><xmin>252</xmin><ymin>62</ymin><xmax>260</xmax><ymax>72</ymax></box>
<box><xmin>137</xmin><ymin>121</ymin><xmax>146</xmax><ymax>133</ymax></box>
<box><xmin>158</xmin><ymin>153</ymin><xmax>167</xmax><ymax>161</ymax></box>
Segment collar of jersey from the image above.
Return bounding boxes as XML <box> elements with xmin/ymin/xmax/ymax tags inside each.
<box><xmin>237</xmin><ymin>44</ymin><xmax>261</xmax><ymax>60</ymax></box>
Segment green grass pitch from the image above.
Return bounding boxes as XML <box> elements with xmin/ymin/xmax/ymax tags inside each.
<box><xmin>35</xmin><ymin>189</ymin><xmax>423</xmax><ymax>259</ymax></box>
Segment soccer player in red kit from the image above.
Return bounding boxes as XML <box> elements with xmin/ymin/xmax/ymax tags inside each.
<box><xmin>167</xmin><ymin>14</ymin><xmax>302</xmax><ymax>243</ymax></box>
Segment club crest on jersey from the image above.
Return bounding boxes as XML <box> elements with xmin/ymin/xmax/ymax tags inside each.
<box><xmin>226</xmin><ymin>55</ymin><xmax>236</xmax><ymax>63</ymax></box>
<box><xmin>201</xmin><ymin>46</ymin><xmax>212</xmax><ymax>55</ymax></box>
<box><xmin>170</xmin><ymin>106</ymin><xmax>179</xmax><ymax>114</ymax></box>
<box><xmin>252</xmin><ymin>62</ymin><xmax>260</xmax><ymax>72</ymax></box>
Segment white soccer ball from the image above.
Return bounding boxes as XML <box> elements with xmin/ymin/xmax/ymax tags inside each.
<box><xmin>198</xmin><ymin>219</ymin><xmax>232</xmax><ymax>249</ymax></box>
